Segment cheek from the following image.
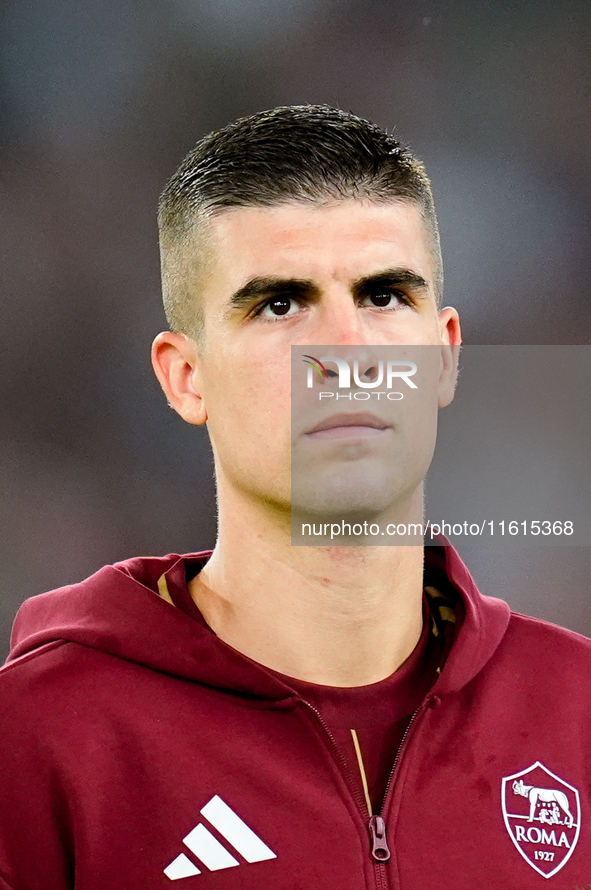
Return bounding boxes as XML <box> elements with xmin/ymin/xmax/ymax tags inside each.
<box><xmin>205</xmin><ymin>363</ymin><xmax>291</xmax><ymax>441</ymax></box>
<box><xmin>198</xmin><ymin>339</ymin><xmax>293</xmax><ymax>441</ymax></box>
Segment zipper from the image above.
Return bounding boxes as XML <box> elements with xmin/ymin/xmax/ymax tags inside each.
<box><xmin>373</xmin><ymin>696</ymin><xmax>440</xmax><ymax>889</ymax></box>
<box><xmin>369</xmin><ymin>815</ymin><xmax>390</xmax><ymax>860</ymax></box>
<box><xmin>380</xmin><ymin>701</ymin><xmax>428</xmax><ymax>813</ymax></box>
<box><xmin>301</xmin><ymin>701</ymin><xmax>369</xmax><ymax>816</ymax></box>
<box><xmin>302</xmin><ymin>701</ymin><xmax>389</xmax><ymax>889</ymax></box>
<box><xmin>301</xmin><ymin>694</ymin><xmax>439</xmax><ymax>888</ymax></box>
<box><xmin>366</xmin><ymin>702</ymin><xmax>428</xmax><ymax>890</ymax></box>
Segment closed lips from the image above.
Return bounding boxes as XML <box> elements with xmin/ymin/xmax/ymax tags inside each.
<box><xmin>306</xmin><ymin>413</ymin><xmax>390</xmax><ymax>435</ymax></box>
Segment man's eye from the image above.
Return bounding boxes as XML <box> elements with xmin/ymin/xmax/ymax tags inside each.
<box><xmin>258</xmin><ymin>297</ymin><xmax>299</xmax><ymax>318</ymax></box>
<box><xmin>371</xmin><ymin>293</ymin><xmax>393</xmax><ymax>307</ymax></box>
<box><xmin>361</xmin><ymin>290</ymin><xmax>408</xmax><ymax>309</ymax></box>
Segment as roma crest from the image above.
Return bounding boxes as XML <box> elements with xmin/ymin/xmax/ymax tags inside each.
<box><xmin>501</xmin><ymin>762</ymin><xmax>581</xmax><ymax>878</ymax></box>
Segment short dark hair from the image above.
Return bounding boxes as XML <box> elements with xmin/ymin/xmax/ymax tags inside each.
<box><xmin>159</xmin><ymin>105</ymin><xmax>442</xmax><ymax>337</ymax></box>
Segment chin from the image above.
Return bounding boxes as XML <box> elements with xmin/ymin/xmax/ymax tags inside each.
<box><xmin>291</xmin><ymin>471</ymin><xmax>417</xmax><ymax>522</ymax></box>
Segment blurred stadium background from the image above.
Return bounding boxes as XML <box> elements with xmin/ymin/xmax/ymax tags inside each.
<box><xmin>1</xmin><ymin>0</ymin><xmax>590</xmax><ymax>657</ymax></box>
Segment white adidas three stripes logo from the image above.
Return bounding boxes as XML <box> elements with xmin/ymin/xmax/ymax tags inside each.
<box><xmin>164</xmin><ymin>796</ymin><xmax>277</xmax><ymax>880</ymax></box>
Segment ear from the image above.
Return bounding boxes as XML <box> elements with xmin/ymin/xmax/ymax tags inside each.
<box><xmin>151</xmin><ymin>332</ymin><xmax>208</xmax><ymax>425</ymax></box>
<box><xmin>437</xmin><ymin>306</ymin><xmax>462</xmax><ymax>408</ymax></box>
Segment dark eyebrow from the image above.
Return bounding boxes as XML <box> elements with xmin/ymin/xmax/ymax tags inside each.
<box><xmin>227</xmin><ymin>268</ymin><xmax>429</xmax><ymax>315</ymax></box>
<box><xmin>352</xmin><ymin>268</ymin><xmax>429</xmax><ymax>297</ymax></box>
<box><xmin>229</xmin><ymin>276</ymin><xmax>319</xmax><ymax>309</ymax></box>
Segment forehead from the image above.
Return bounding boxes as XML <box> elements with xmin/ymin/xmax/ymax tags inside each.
<box><xmin>199</xmin><ymin>199</ymin><xmax>436</xmax><ymax>298</ymax></box>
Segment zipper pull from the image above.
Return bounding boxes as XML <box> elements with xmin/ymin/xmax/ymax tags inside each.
<box><xmin>368</xmin><ymin>815</ymin><xmax>391</xmax><ymax>862</ymax></box>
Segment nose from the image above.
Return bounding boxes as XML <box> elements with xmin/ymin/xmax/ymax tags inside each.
<box><xmin>307</xmin><ymin>292</ymin><xmax>383</xmax><ymax>382</ymax></box>
<box><xmin>312</xmin><ymin>288</ymin><xmax>368</xmax><ymax>347</ymax></box>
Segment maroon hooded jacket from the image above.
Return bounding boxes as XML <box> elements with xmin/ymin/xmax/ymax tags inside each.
<box><xmin>1</xmin><ymin>546</ymin><xmax>591</xmax><ymax>889</ymax></box>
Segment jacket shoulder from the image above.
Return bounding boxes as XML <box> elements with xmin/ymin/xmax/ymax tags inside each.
<box><xmin>507</xmin><ymin>610</ymin><xmax>591</xmax><ymax>650</ymax></box>
<box><xmin>497</xmin><ymin>610</ymin><xmax>591</xmax><ymax>679</ymax></box>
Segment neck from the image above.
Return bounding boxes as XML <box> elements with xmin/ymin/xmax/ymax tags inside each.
<box><xmin>190</xmin><ymin>483</ymin><xmax>425</xmax><ymax>687</ymax></box>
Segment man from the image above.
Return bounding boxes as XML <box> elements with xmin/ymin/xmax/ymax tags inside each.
<box><xmin>1</xmin><ymin>106</ymin><xmax>590</xmax><ymax>889</ymax></box>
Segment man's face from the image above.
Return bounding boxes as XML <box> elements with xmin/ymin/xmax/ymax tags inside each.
<box><xmin>182</xmin><ymin>199</ymin><xmax>460</xmax><ymax>520</ymax></box>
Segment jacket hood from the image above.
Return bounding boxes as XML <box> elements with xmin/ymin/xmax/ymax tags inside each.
<box><xmin>7</xmin><ymin>545</ymin><xmax>511</xmax><ymax>701</ymax></box>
